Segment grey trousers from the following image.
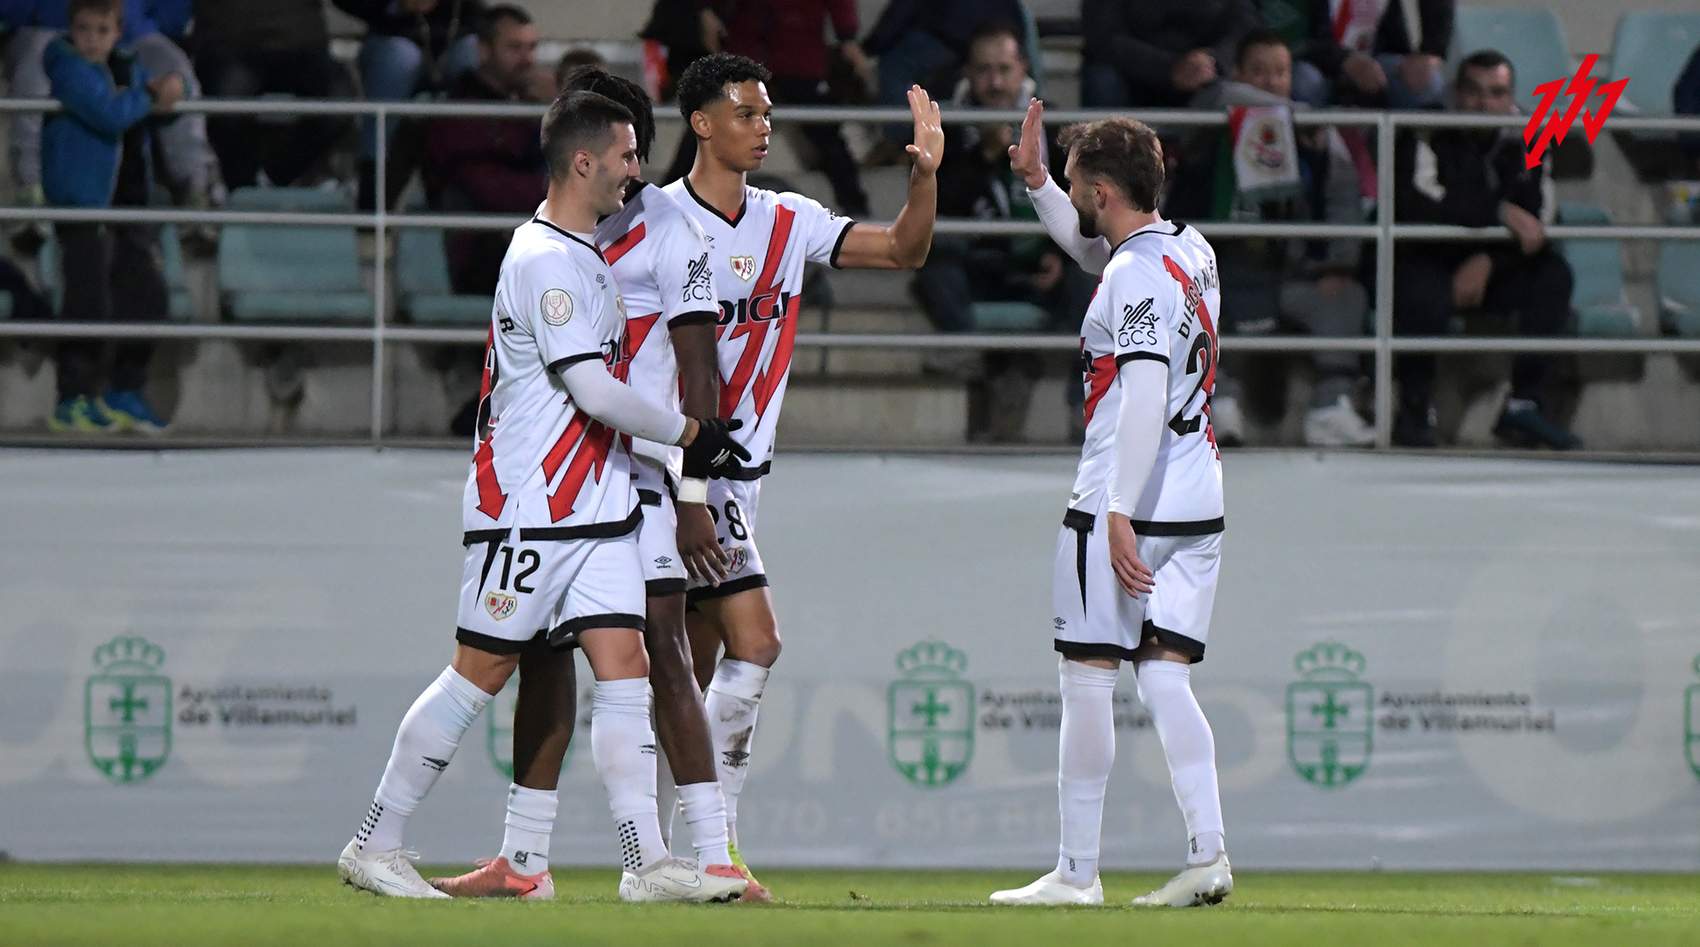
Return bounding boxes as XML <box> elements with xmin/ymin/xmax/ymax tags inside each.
<box><xmin>8</xmin><ymin>28</ymin><xmax>215</xmax><ymax>197</ymax></box>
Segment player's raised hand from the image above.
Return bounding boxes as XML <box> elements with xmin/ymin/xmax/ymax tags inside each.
<box><xmin>1008</xmin><ymin>97</ymin><xmax>1049</xmax><ymax>189</ymax></box>
<box><xmin>905</xmin><ymin>85</ymin><xmax>944</xmax><ymax>175</ymax></box>
<box><xmin>677</xmin><ymin>501</ymin><xmax>731</xmax><ymax>585</ymax></box>
<box><xmin>1106</xmin><ymin>512</ymin><xmax>1155</xmax><ymax>597</ymax></box>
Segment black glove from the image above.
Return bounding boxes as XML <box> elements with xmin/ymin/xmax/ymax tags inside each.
<box><xmin>683</xmin><ymin>417</ymin><xmax>751</xmax><ymax>477</ymax></box>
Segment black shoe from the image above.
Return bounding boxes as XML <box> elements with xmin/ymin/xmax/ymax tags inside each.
<box><xmin>1493</xmin><ymin>401</ymin><xmax>1581</xmax><ymax>450</ymax></box>
<box><xmin>1392</xmin><ymin>403</ymin><xmax>1438</xmax><ymax>448</ymax></box>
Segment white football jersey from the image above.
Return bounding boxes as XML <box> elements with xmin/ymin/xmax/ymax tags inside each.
<box><xmin>461</xmin><ymin>212</ymin><xmax>638</xmax><ymax>540</ymax></box>
<box><xmin>1072</xmin><ymin>220</ymin><xmax>1224</xmax><ymax>528</ymax></box>
<box><xmin>662</xmin><ymin>178</ymin><xmax>854</xmax><ymax>477</ymax></box>
<box><xmin>595</xmin><ymin>182</ymin><xmax>719</xmax><ymax>491</ymax></box>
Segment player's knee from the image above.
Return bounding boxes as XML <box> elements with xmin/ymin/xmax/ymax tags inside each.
<box><xmin>451</xmin><ymin>645</ymin><xmax>520</xmax><ymax>695</ymax></box>
<box><xmin>731</xmin><ymin>626</ymin><xmax>781</xmax><ymax>667</ymax></box>
<box><xmin>584</xmin><ymin>629</ymin><xmax>651</xmax><ymax>681</ymax></box>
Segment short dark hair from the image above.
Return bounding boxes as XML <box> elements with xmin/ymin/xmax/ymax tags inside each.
<box><xmin>966</xmin><ymin>21</ymin><xmax>1025</xmax><ymax>61</ymax></box>
<box><xmin>563</xmin><ymin>66</ymin><xmax>655</xmax><ymax>161</ymax></box>
<box><xmin>675</xmin><ymin>53</ymin><xmax>771</xmax><ymax>126</ymax></box>
<box><xmin>1058</xmin><ymin>118</ymin><xmax>1165</xmax><ymax>213</ymax></box>
<box><xmin>541</xmin><ymin>90</ymin><xmax>635</xmax><ymax>181</ymax></box>
<box><xmin>68</xmin><ymin>0</ymin><xmax>120</xmax><ymax>20</ymax></box>
<box><xmin>1235</xmin><ymin>28</ymin><xmax>1290</xmax><ymax>68</ymax></box>
<box><xmin>1457</xmin><ymin>49</ymin><xmax>1515</xmax><ymax>85</ymax></box>
<box><xmin>478</xmin><ymin>4</ymin><xmax>532</xmax><ymax>46</ymax></box>
<box><xmin>555</xmin><ymin>47</ymin><xmax>607</xmax><ymax>88</ymax></box>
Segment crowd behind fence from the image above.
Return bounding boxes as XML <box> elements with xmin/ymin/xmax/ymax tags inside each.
<box><xmin>4</xmin><ymin>97</ymin><xmax>1700</xmax><ymax>447</ymax></box>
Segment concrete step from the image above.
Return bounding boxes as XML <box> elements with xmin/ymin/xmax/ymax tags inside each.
<box><xmin>779</xmin><ymin>376</ymin><xmax>966</xmax><ymax>446</ymax></box>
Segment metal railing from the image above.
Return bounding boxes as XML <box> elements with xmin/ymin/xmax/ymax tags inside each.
<box><xmin>3</xmin><ymin>97</ymin><xmax>1699</xmax><ymax>448</ymax></box>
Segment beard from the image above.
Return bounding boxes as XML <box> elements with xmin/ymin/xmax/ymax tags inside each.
<box><xmin>1076</xmin><ymin>204</ymin><xmax>1100</xmax><ymax>239</ymax></box>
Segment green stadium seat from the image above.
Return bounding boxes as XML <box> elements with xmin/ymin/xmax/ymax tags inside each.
<box><xmin>1657</xmin><ymin>242</ymin><xmax>1700</xmax><ymax>337</ymax></box>
<box><xmin>1448</xmin><ymin>8</ymin><xmax>1578</xmax><ymax>106</ymax></box>
<box><xmin>1556</xmin><ymin>202</ymin><xmax>1641</xmax><ymax>337</ymax></box>
<box><xmin>40</xmin><ymin>224</ymin><xmax>194</xmax><ymax>321</ymax></box>
<box><xmin>394</xmin><ymin>228</ymin><xmax>490</xmax><ymax>325</ymax></box>
<box><xmin>970</xmin><ymin>300</ymin><xmax>1050</xmax><ymax>332</ymax></box>
<box><xmin>218</xmin><ymin>186</ymin><xmax>373</xmax><ymax>323</ymax></box>
<box><xmin>1609</xmin><ymin>13</ymin><xmax>1700</xmax><ymax>114</ymax></box>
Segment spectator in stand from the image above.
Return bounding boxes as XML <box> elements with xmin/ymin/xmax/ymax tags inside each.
<box><xmin>42</xmin><ymin>0</ymin><xmax>180</xmax><ymax>433</ymax></box>
<box><xmin>914</xmin><ymin>22</ymin><xmax>1090</xmax><ymax>442</ymax></box>
<box><xmin>862</xmin><ymin>0</ymin><xmax>1030</xmax><ymax>157</ymax></box>
<box><xmin>1676</xmin><ymin>42</ymin><xmax>1700</xmax><ymax>177</ymax></box>
<box><xmin>1166</xmin><ymin>30</ymin><xmax>1375</xmax><ymax>447</ymax></box>
<box><xmin>1393</xmin><ymin>51</ymin><xmax>1577</xmax><ymax>450</ymax></box>
<box><xmin>1080</xmin><ymin>0</ymin><xmax>1259</xmax><ymax>108</ymax></box>
<box><xmin>720</xmin><ymin>0</ymin><xmax>871</xmax><ymax>217</ymax></box>
<box><xmin>642</xmin><ymin>0</ymin><xmax>724</xmax><ymax>184</ymax></box>
<box><xmin>1261</xmin><ymin>0</ymin><xmax>1452</xmax><ymax>108</ymax></box>
<box><xmin>192</xmin><ymin>0</ymin><xmax>354</xmax><ymax>188</ymax></box>
<box><xmin>554</xmin><ymin>46</ymin><xmax>605</xmax><ymax>92</ymax></box>
<box><xmin>4</xmin><ymin>1</ymin><xmax>218</xmax><ymax>240</ymax></box>
<box><xmin>330</xmin><ymin>0</ymin><xmax>484</xmax><ymax>209</ymax></box>
<box><xmin>421</xmin><ymin>3</ymin><xmax>544</xmax><ymax>297</ymax></box>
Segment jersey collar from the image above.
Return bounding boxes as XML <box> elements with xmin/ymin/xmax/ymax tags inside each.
<box><xmin>530</xmin><ymin>213</ymin><xmax>606</xmax><ymax>263</ymax></box>
<box><xmin>681</xmin><ymin>176</ymin><xmax>746</xmax><ymax>228</ymax></box>
<box><xmin>1110</xmin><ymin>218</ymin><xmax>1187</xmax><ymax>257</ymax></box>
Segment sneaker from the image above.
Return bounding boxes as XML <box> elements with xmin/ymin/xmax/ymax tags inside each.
<box><xmin>1392</xmin><ymin>403</ymin><xmax>1439</xmax><ymax>448</ymax></box>
<box><xmin>1211</xmin><ymin>393</ymin><xmax>1246</xmax><ymax>447</ymax></box>
<box><xmin>618</xmin><ymin>856</ymin><xmax>748</xmax><ymax>903</ymax></box>
<box><xmin>1303</xmin><ymin>395</ymin><xmax>1375</xmax><ymax>447</ymax></box>
<box><xmin>336</xmin><ymin>838</ymin><xmax>450</xmax><ymax>899</ymax></box>
<box><xmin>429</xmin><ymin>856</ymin><xmax>554</xmax><ymax>900</ymax></box>
<box><xmin>47</xmin><ymin>396</ymin><xmax>115</xmax><ymax>433</ymax></box>
<box><xmin>727</xmin><ymin>842</ymin><xmax>772</xmax><ymax>903</ymax></box>
<box><xmin>1493</xmin><ymin>399</ymin><xmax>1581</xmax><ymax>451</ymax></box>
<box><xmin>1131</xmin><ymin>853</ymin><xmax>1234</xmax><ymax>907</ymax></box>
<box><xmin>989</xmin><ymin>869</ymin><xmax>1104</xmax><ymax>906</ymax></box>
<box><xmin>101</xmin><ymin>389</ymin><xmax>169</xmax><ymax>434</ymax></box>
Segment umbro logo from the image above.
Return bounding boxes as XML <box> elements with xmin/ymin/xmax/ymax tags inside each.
<box><xmin>641</xmin><ymin>743</ymin><xmax>657</xmax><ymax>756</ymax></box>
<box><xmin>422</xmin><ymin>756</ymin><xmax>449</xmax><ymax>772</ymax></box>
<box><xmin>1053</xmin><ymin>617</ymin><xmax>1067</xmax><ymax>630</ymax></box>
<box><xmin>722</xmin><ymin>749</ymin><xmax>751</xmax><ymax>769</ymax></box>
<box><xmin>654</xmin><ymin>556</ymin><xmax>673</xmax><ymax>568</ymax></box>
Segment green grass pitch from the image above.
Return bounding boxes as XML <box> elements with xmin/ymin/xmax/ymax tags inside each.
<box><xmin>3</xmin><ymin>864</ymin><xmax>1697</xmax><ymax>946</ymax></box>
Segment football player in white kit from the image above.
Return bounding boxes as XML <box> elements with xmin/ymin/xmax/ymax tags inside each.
<box><xmin>337</xmin><ymin>91</ymin><xmax>749</xmax><ymax>903</ymax></box>
<box><xmin>990</xmin><ymin>105</ymin><xmax>1233</xmax><ymax>908</ymax></box>
<box><xmin>661</xmin><ymin>52</ymin><xmax>945</xmax><ymax>894</ymax></box>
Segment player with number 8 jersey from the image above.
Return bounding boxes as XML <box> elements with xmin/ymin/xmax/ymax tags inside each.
<box><xmin>659</xmin><ymin>53</ymin><xmax>945</xmax><ymax>894</ymax></box>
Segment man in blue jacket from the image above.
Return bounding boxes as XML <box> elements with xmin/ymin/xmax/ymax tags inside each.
<box><xmin>42</xmin><ymin>0</ymin><xmax>181</xmax><ymax>432</ymax></box>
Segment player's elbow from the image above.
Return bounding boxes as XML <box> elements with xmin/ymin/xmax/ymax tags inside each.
<box><xmin>895</xmin><ymin>239</ymin><xmax>930</xmax><ymax>270</ymax></box>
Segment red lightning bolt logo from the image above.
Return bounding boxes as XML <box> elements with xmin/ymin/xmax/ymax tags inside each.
<box><xmin>1523</xmin><ymin>54</ymin><xmax>1627</xmax><ymax>170</ymax></box>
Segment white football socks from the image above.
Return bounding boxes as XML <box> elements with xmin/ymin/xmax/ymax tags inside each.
<box><xmin>704</xmin><ymin>659</ymin><xmax>768</xmax><ymax>848</ymax></box>
<box><xmin>1135</xmin><ymin>660</ymin><xmax>1225</xmax><ymax>865</ymax></box>
<box><xmin>590</xmin><ymin>678</ymin><xmax>669</xmax><ymax>873</ymax></box>
<box><xmin>654</xmin><ymin>748</ymin><xmax>679</xmax><ymax>850</ymax></box>
<box><xmin>677</xmin><ymin>780</ymin><xmax>733</xmax><ymax>867</ymax></box>
<box><xmin>1055</xmin><ymin>657</ymin><xmax>1118</xmax><ymax>887</ymax></box>
<box><xmin>357</xmin><ymin>666</ymin><xmax>492</xmax><ymax>853</ymax></box>
<box><xmin>500</xmin><ymin>783</ymin><xmax>557</xmax><ymax>876</ymax></box>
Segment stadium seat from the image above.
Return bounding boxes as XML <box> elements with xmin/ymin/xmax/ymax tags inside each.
<box><xmin>39</xmin><ymin>225</ymin><xmax>194</xmax><ymax>320</ymax></box>
<box><xmin>218</xmin><ymin>186</ymin><xmax>373</xmax><ymax>323</ymax></box>
<box><xmin>1609</xmin><ymin>13</ymin><xmax>1700</xmax><ymax>114</ymax></box>
<box><xmin>394</xmin><ymin>228</ymin><xmax>490</xmax><ymax>325</ymax></box>
<box><xmin>1657</xmin><ymin>241</ymin><xmax>1700</xmax><ymax>337</ymax></box>
<box><xmin>970</xmin><ymin>301</ymin><xmax>1050</xmax><ymax>332</ymax></box>
<box><xmin>1556</xmin><ymin>202</ymin><xmax>1642</xmax><ymax>337</ymax></box>
<box><xmin>1448</xmin><ymin>8</ymin><xmax>1578</xmax><ymax>106</ymax></box>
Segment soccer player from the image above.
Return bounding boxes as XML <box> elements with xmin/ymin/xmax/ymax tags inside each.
<box><xmin>336</xmin><ymin>90</ymin><xmax>749</xmax><ymax>903</ymax></box>
<box><xmin>661</xmin><ymin>53</ymin><xmax>944</xmax><ymax>893</ymax></box>
<box><xmin>990</xmin><ymin>103</ymin><xmax>1232</xmax><ymax>908</ymax></box>
<box><xmin>431</xmin><ymin>66</ymin><xmax>748</xmax><ymax>900</ymax></box>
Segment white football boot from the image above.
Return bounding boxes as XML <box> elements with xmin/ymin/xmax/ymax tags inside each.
<box><xmin>618</xmin><ymin>856</ymin><xmax>749</xmax><ymax>903</ymax></box>
<box><xmin>337</xmin><ymin>839</ymin><xmax>450</xmax><ymax>899</ymax></box>
<box><xmin>1304</xmin><ymin>395</ymin><xmax>1376</xmax><ymax>447</ymax></box>
<box><xmin>989</xmin><ymin>870</ymin><xmax>1104</xmax><ymax>906</ymax></box>
<box><xmin>1131</xmin><ymin>853</ymin><xmax>1233</xmax><ymax>907</ymax></box>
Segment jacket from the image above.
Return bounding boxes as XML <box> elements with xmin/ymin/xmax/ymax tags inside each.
<box><xmin>331</xmin><ymin>0</ymin><xmax>483</xmax><ymax>56</ymax></box>
<box><xmin>42</xmin><ymin>37</ymin><xmax>153</xmax><ymax>207</ymax></box>
<box><xmin>721</xmin><ymin>0</ymin><xmax>857</xmax><ymax>81</ymax></box>
<box><xmin>1396</xmin><ymin>122</ymin><xmax>1553</xmax><ymax>265</ymax></box>
<box><xmin>863</xmin><ymin>0</ymin><xmax>1026</xmax><ymax>59</ymax></box>
<box><xmin>191</xmin><ymin>0</ymin><xmax>328</xmax><ymax>54</ymax></box>
<box><xmin>0</xmin><ymin>0</ymin><xmax>191</xmax><ymax>43</ymax></box>
<box><xmin>1082</xmin><ymin>0</ymin><xmax>1261</xmax><ymax>107</ymax></box>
